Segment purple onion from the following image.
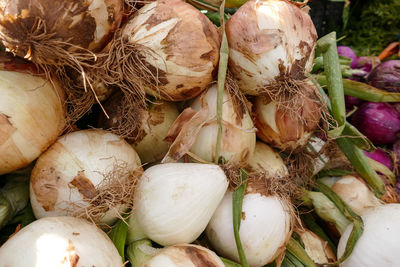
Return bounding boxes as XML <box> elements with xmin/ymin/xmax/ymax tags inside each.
<box><xmin>367</xmin><ymin>60</ymin><xmax>400</xmax><ymax>92</ymax></box>
<box><xmin>351</xmin><ymin>102</ymin><xmax>400</xmax><ymax>144</ymax></box>
<box><xmin>345</xmin><ymin>95</ymin><xmax>364</xmax><ymax>110</ymax></box>
<box><xmin>337</xmin><ymin>46</ymin><xmax>358</xmax><ymax>68</ymax></box>
<box><xmin>363</xmin><ymin>149</ymin><xmax>393</xmax><ymax>170</ymax></box>
<box><xmin>356</xmin><ymin>56</ymin><xmax>380</xmax><ymax>73</ymax></box>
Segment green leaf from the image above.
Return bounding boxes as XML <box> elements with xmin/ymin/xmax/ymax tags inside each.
<box><xmin>215</xmin><ymin>0</ymin><xmax>229</xmax><ymax>164</ymax></box>
<box><xmin>220</xmin><ymin>257</ymin><xmax>242</xmax><ymax>267</ymax></box>
<box><xmin>286</xmin><ymin>238</ymin><xmax>317</xmax><ymax>267</ymax></box>
<box><xmin>232</xmin><ymin>169</ymin><xmax>249</xmax><ymax>267</ymax></box>
<box><xmin>316</xmin><ymin>169</ymin><xmax>353</xmax><ymax>179</ymax></box>
<box><xmin>301</xmin><ymin>213</ymin><xmax>337</xmax><ymax>253</ymax></box>
<box><xmin>108</xmin><ymin>220</ymin><xmax>128</xmax><ymax>261</ymax></box>
<box><xmin>126</xmin><ymin>239</ymin><xmax>158</xmax><ymax>267</ymax></box>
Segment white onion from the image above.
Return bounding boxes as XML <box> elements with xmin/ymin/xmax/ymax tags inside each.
<box><xmin>163</xmin><ymin>84</ymin><xmax>256</xmax><ymax>164</ymax></box>
<box><xmin>30</xmin><ymin>129</ymin><xmax>142</xmax><ymax>226</ymax></box>
<box><xmin>226</xmin><ymin>0</ymin><xmax>317</xmax><ymax>95</ymax></box>
<box><xmin>132</xmin><ymin>163</ymin><xmax>228</xmax><ymax>246</ymax></box>
<box><xmin>337</xmin><ymin>204</ymin><xmax>400</xmax><ymax>267</ymax></box>
<box><xmin>0</xmin><ymin>67</ymin><xmax>65</xmax><ymax>175</ymax></box>
<box><xmin>246</xmin><ymin>141</ymin><xmax>288</xmax><ymax>178</ymax></box>
<box><xmin>109</xmin><ymin>0</ymin><xmax>220</xmax><ymax>101</ymax></box>
<box><xmin>0</xmin><ymin>216</ymin><xmax>122</xmax><ymax>266</ymax></box>
<box><xmin>206</xmin><ymin>190</ymin><xmax>291</xmax><ymax>266</ymax></box>
<box><xmin>331</xmin><ymin>175</ymin><xmax>382</xmax><ymax>215</ymax></box>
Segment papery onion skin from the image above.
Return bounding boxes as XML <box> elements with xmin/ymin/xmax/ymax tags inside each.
<box><xmin>367</xmin><ymin>60</ymin><xmax>400</xmax><ymax>93</ymax></box>
<box><xmin>331</xmin><ymin>175</ymin><xmax>382</xmax><ymax>215</ymax></box>
<box><xmin>133</xmin><ymin>163</ymin><xmax>228</xmax><ymax>246</ymax></box>
<box><xmin>253</xmin><ymin>83</ymin><xmax>320</xmax><ymax>151</ymax></box>
<box><xmin>297</xmin><ymin>229</ymin><xmax>336</xmax><ymax>264</ymax></box>
<box><xmin>189</xmin><ymin>84</ymin><xmax>256</xmax><ymax>164</ymax></box>
<box><xmin>118</xmin><ymin>0</ymin><xmax>220</xmax><ymax>101</ymax></box>
<box><xmin>0</xmin><ymin>0</ymin><xmax>123</xmax><ymax>60</ymax></box>
<box><xmin>337</xmin><ymin>204</ymin><xmax>400</xmax><ymax>267</ymax></box>
<box><xmin>146</xmin><ymin>244</ymin><xmax>225</xmax><ymax>267</ymax></box>
<box><xmin>226</xmin><ymin>0</ymin><xmax>317</xmax><ymax>95</ymax></box>
<box><xmin>206</xmin><ymin>190</ymin><xmax>291</xmax><ymax>266</ymax></box>
<box><xmin>0</xmin><ymin>63</ymin><xmax>65</xmax><ymax>175</ymax></box>
<box><xmin>0</xmin><ymin>216</ymin><xmax>122</xmax><ymax>266</ymax></box>
<box><xmin>30</xmin><ymin>129</ymin><xmax>142</xmax><ymax>226</ymax></box>
<box><xmin>351</xmin><ymin>102</ymin><xmax>400</xmax><ymax>144</ymax></box>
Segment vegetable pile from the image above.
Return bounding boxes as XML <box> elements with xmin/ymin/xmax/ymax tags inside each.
<box><xmin>0</xmin><ymin>0</ymin><xmax>400</xmax><ymax>267</ymax></box>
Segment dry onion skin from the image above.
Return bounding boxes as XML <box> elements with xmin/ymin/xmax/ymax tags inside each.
<box><xmin>30</xmin><ymin>129</ymin><xmax>142</xmax><ymax>226</ymax></box>
<box><xmin>296</xmin><ymin>228</ymin><xmax>336</xmax><ymax>264</ymax></box>
<box><xmin>0</xmin><ymin>56</ymin><xmax>65</xmax><ymax>175</ymax></box>
<box><xmin>0</xmin><ymin>216</ymin><xmax>122</xmax><ymax>266</ymax></box>
<box><xmin>253</xmin><ymin>82</ymin><xmax>321</xmax><ymax>152</ymax></box>
<box><xmin>103</xmin><ymin>0</ymin><xmax>220</xmax><ymax>101</ymax></box>
<box><xmin>226</xmin><ymin>0</ymin><xmax>317</xmax><ymax>95</ymax></box>
<box><xmin>163</xmin><ymin>84</ymin><xmax>256</xmax><ymax>165</ymax></box>
<box><xmin>0</xmin><ymin>0</ymin><xmax>123</xmax><ymax>63</ymax></box>
<box><xmin>98</xmin><ymin>92</ymin><xmax>179</xmax><ymax>163</ymax></box>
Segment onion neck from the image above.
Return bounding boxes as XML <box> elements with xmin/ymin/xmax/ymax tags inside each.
<box><xmin>127</xmin><ymin>212</ymin><xmax>147</xmax><ymax>244</ymax></box>
<box><xmin>126</xmin><ymin>239</ymin><xmax>159</xmax><ymax>267</ymax></box>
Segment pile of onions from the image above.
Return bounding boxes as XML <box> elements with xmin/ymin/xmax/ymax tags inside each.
<box><xmin>130</xmin><ymin>163</ymin><xmax>228</xmax><ymax>246</ymax></box>
<box><xmin>0</xmin><ymin>53</ymin><xmax>65</xmax><ymax>175</ymax></box>
<box><xmin>351</xmin><ymin>102</ymin><xmax>400</xmax><ymax>144</ymax></box>
<box><xmin>103</xmin><ymin>0</ymin><xmax>220</xmax><ymax>101</ymax></box>
<box><xmin>338</xmin><ymin>204</ymin><xmax>400</xmax><ymax>267</ymax></box>
<box><xmin>98</xmin><ymin>91</ymin><xmax>180</xmax><ymax>163</ymax></box>
<box><xmin>0</xmin><ymin>216</ymin><xmax>122</xmax><ymax>266</ymax></box>
<box><xmin>163</xmin><ymin>84</ymin><xmax>256</xmax><ymax>164</ymax></box>
<box><xmin>253</xmin><ymin>82</ymin><xmax>321</xmax><ymax>151</ymax></box>
<box><xmin>0</xmin><ymin>0</ymin><xmax>123</xmax><ymax>63</ymax></box>
<box><xmin>30</xmin><ymin>129</ymin><xmax>142</xmax><ymax>226</ymax></box>
<box><xmin>367</xmin><ymin>60</ymin><xmax>400</xmax><ymax>92</ymax></box>
<box><xmin>226</xmin><ymin>0</ymin><xmax>317</xmax><ymax>95</ymax></box>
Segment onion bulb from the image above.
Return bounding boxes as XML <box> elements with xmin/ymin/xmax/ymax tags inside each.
<box><xmin>98</xmin><ymin>91</ymin><xmax>179</xmax><ymax>163</ymax></box>
<box><xmin>127</xmin><ymin>239</ymin><xmax>225</xmax><ymax>267</ymax></box>
<box><xmin>0</xmin><ymin>0</ymin><xmax>123</xmax><ymax>63</ymax></box>
<box><xmin>0</xmin><ymin>55</ymin><xmax>65</xmax><ymax>175</ymax></box>
<box><xmin>206</xmin><ymin>179</ymin><xmax>292</xmax><ymax>266</ymax></box>
<box><xmin>104</xmin><ymin>0</ymin><xmax>220</xmax><ymax>101</ymax></box>
<box><xmin>226</xmin><ymin>0</ymin><xmax>317</xmax><ymax>95</ymax></box>
<box><xmin>30</xmin><ymin>129</ymin><xmax>142</xmax><ymax>226</ymax></box>
<box><xmin>253</xmin><ymin>82</ymin><xmax>321</xmax><ymax>151</ymax></box>
<box><xmin>331</xmin><ymin>175</ymin><xmax>382</xmax><ymax>215</ymax></box>
<box><xmin>337</xmin><ymin>204</ymin><xmax>400</xmax><ymax>267</ymax></box>
<box><xmin>132</xmin><ymin>163</ymin><xmax>228</xmax><ymax>246</ymax></box>
<box><xmin>163</xmin><ymin>84</ymin><xmax>256</xmax><ymax>165</ymax></box>
<box><xmin>246</xmin><ymin>141</ymin><xmax>288</xmax><ymax>178</ymax></box>
<box><xmin>0</xmin><ymin>216</ymin><xmax>122</xmax><ymax>266</ymax></box>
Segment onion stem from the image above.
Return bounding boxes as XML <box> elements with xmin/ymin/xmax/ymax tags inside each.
<box><xmin>220</xmin><ymin>257</ymin><xmax>242</xmax><ymax>267</ymax></box>
<box><xmin>232</xmin><ymin>169</ymin><xmax>249</xmax><ymax>267</ymax></box>
<box><xmin>317</xmin><ymin>74</ymin><xmax>400</xmax><ymax>102</ymax></box>
<box><xmin>215</xmin><ymin>0</ymin><xmax>229</xmax><ymax>164</ymax></box>
<box><xmin>286</xmin><ymin>238</ymin><xmax>317</xmax><ymax>267</ymax></box>
<box><xmin>317</xmin><ymin>32</ymin><xmax>346</xmax><ymax>136</ymax></box>
<box><xmin>126</xmin><ymin>239</ymin><xmax>158</xmax><ymax>267</ymax></box>
<box><xmin>315</xmin><ymin>181</ymin><xmax>364</xmax><ymax>264</ymax></box>
<box><xmin>108</xmin><ymin>219</ymin><xmax>128</xmax><ymax>261</ymax></box>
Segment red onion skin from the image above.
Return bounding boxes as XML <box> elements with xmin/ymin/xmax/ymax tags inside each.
<box><xmin>356</xmin><ymin>56</ymin><xmax>380</xmax><ymax>73</ymax></box>
<box><xmin>363</xmin><ymin>149</ymin><xmax>393</xmax><ymax>171</ymax></box>
<box><xmin>367</xmin><ymin>60</ymin><xmax>400</xmax><ymax>93</ymax></box>
<box><xmin>351</xmin><ymin>102</ymin><xmax>400</xmax><ymax>144</ymax></box>
<box><xmin>345</xmin><ymin>95</ymin><xmax>364</xmax><ymax>110</ymax></box>
<box><xmin>337</xmin><ymin>46</ymin><xmax>358</xmax><ymax>68</ymax></box>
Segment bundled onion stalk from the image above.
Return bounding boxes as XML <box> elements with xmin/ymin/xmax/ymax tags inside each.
<box><xmin>206</xmin><ymin>142</ymin><xmax>294</xmax><ymax>266</ymax></box>
<box><xmin>0</xmin><ymin>216</ymin><xmax>122</xmax><ymax>266</ymax></box>
<box><xmin>100</xmin><ymin>0</ymin><xmax>220</xmax><ymax>102</ymax></box>
<box><xmin>0</xmin><ymin>52</ymin><xmax>66</xmax><ymax>175</ymax></box>
<box><xmin>163</xmin><ymin>83</ymin><xmax>256</xmax><ymax>165</ymax></box>
<box><xmin>30</xmin><ymin>129</ymin><xmax>142</xmax><ymax>226</ymax></box>
<box><xmin>128</xmin><ymin>163</ymin><xmax>228</xmax><ymax>246</ymax></box>
<box><xmin>98</xmin><ymin>91</ymin><xmax>179</xmax><ymax>164</ymax></box>
<box><xmin>127</xmin><ymin>239</ymin><xmax>225</xmax><ymax>267</ymax></box>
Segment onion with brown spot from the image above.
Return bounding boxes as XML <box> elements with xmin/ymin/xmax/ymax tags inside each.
<box><xmin>30</xmin><ymin>129</ymin><xmax>142</xmax><ymax>226</ymax></box>
<box><xmin>102</xmin><ymin>0</ymin><xmax>220</xmax><ymax>101</ymax></box>
<box><xmin>226</xmin><ymin>0</ymin><xmax>317</xmax><ymax>95</ymax></box>
<box><xmin>0</xmin><ymin>216</ymin><xmax>122</xmax><ymax>266</ymax></box>
<box><xmin>0</xmin><ymin>54</ymin><xmax>65</xmax><ymax>175</ymax></box>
